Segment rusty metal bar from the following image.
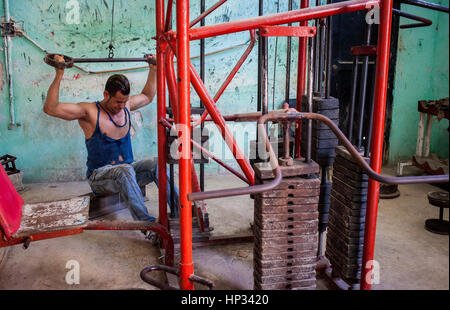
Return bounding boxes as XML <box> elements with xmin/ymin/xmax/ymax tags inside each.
<box><xmin>188</xmin><ymin>112</ymin><xmax>283</xmax><ymax>201</ymax></box>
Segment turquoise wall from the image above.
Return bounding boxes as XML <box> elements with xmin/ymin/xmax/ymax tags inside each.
<box><xmin>388</xmin><ymin>0</ymin><xmax>449</xmax><ymax>164</ymax></box>
<box><xmin>0</xmin><ymin>0</ymin><xmax>304</xmax><ymax>182</ymax></box>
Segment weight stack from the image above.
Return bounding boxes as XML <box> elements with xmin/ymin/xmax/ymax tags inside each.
<box><xmin>300</xmin><ymin>95</ymin><xmax>340</xmax><ymax>167</ymax></box>
<box><xmin>325</xmin><ymin>146</ymin><xmax>369</xmax><ymax>287</ymax></box>
<box><xmin>253</xmin><ymin>159</ymin><xmax>321</xmax><ymax>290</ymax></box>
<box><xmin>300</xmin><ymin>95</ymin><xmax>339</xmax><ymax>233</ymax></box>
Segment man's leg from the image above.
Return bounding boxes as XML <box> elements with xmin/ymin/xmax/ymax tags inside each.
<box><xmin>88</xmin><ymin>164</ymin><xmax>156</xmax><ymax>222</ymax></box>
<box><xmin>132</xmin><ymin>159</ymin><xmax>180</xmax><ymax>212</ymax></box>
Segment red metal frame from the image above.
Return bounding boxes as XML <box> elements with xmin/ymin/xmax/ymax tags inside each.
<box><xmin>361</xmin><ymin>0</ymin><xmax>393</xmax><ymax>290</ymax></box>
<box><xmin>351</xmin><ymin>45</ymin><xmax>378</xmax><ymax>56</ymax></box>
<box><xmin>0</xmin><ymin>220</ymin><xmax>175</xmax><ymax>267</ymax></box>
<box><xmin>259</xmin><ymin>25</ymin><xmax>316</xmax><ymax>37</ymax></box>
<box><xmin>154</xmin><ymin>0</ymin><xmax>403</xmax><ymax>291</ymax></box>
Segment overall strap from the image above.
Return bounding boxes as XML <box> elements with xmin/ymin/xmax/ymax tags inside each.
<box><xmin>95</xmin><ymin>101</ymin><xmax>101</xmax><ymax>131</ymax></box>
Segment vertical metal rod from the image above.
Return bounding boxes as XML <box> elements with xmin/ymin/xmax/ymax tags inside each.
<box><xmin>348</xmin><ymin>56</ymin><xmax>359</xmax><ymax>143</ymax></box>
<box><xmin>284</xmin><ymin>122</ymin><xmax>290</xmax><ymax>159</ymax></box>
<box><xmin>365</xmin><ymin>59</ymin><xmax>377</xmax><ymax>157</ymax></box>
<box><xmin>285</xmin><ymin>0</ymin><xmax>293</xmax><ymax>103</ymax></box>
<box><xmin>3</xmin><ymin>0</ymin><xmax>15</xmax><ymax>128</ymax></box>
<box><xmin>294</xmin><ymin>0</ymin><xmax>309</xmax><ymax>159</ymax></box>
<box><xmin>356</xmin><ymin>23</ymin><xmax>372</xmax><ymax>150</ymax></box>
<box><xmin>325</xmin><ymin>0</ymin><xmax>333</xmax><ymax>99</ymax></box>
<box><xmin>156</xmin><ymin>0</ymin><xmax>168</xmax><ymax>229</ymax></box>
<box><xmin>176</xmin><ymin>0</ymin><xmax>194</xmax><ymax>290</ymax></box>
<box><xmin>318</xmin><ymin>18</ymin><xmax>326</xmax><ymax>94</ymax></box>
<box><xmin>257</xmin><ymin>0</ymin><xmax>263</xmax><ymax>113</ymax></box>
<box><xmin>317</xmin><ymin>166</ymin><xmax>328</xmax><ymax>256</ymax></box>
<box><xmin>256</xmin><ymin>0</ymin><xmax>263</xmax><ymax>152</ymax></box>
<box><xmin>361</xmin><ymin>0</ymin><xmax>393</xmax><ymax>291</ymax></box>
<box><xmin>312</xmin><ymin>26</ymin><xmax>320</xmax><ymax>92</ymax></box>
<box><xmin>307</xmin><ymin>37</ymin><xmax>314</xmax><ymax>163</ymax></box>
<box><xmin>262</xmin><ymin>35</ymin><xmax>269</xmax><ymax>137</ymax></box>
<box><xmin>200</xmin><ymin>0</ymin><xmax>206</xmax><ymax>192</ymax></box>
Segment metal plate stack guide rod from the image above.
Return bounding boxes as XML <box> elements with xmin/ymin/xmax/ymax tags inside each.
<box><xmin>300</xmin><ymin>6</ymin><xmax>340</xmax><ymax>257</ymax></box>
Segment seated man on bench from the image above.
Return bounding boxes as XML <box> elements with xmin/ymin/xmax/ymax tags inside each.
<box><xmin>43</xmin><ymin>55</ymin><xmax>178</xmax><ymax>236</ymax></box>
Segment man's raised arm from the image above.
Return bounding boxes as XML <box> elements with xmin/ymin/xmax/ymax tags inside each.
<box><xmin>43</xmin><ymin>55</ymin><xmax>88</xmax><ymax>120</ymax></box>
<box><xmin>129</xmin><ymin>54</ymin><xmax>157</xmax><ymax>111</ymax></box>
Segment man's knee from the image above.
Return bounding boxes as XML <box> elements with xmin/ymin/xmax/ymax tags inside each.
<box><xmin>112</xmin><ymin>164</ymin><xmax>136</xmax><ymax>180</ymax></box>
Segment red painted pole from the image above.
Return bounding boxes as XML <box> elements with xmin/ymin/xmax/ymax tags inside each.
<box><xmin>176</xmin><ymin>0</ymin><xmax>194</xmax><ymax>290</ymax></box>
<box><xmin>156</xmin><ymin>0</ymin><xmax>168</xmax><ymax>230</ymax></box>
<box><xmin>360</xmin><ymin>0</ymin><xmax>393</xmax><ymax>290</ymax></box>
<box><xmin>294</xmin><ymin>0</ymin><xmax>309</xmax><ymax>158</ymax></box>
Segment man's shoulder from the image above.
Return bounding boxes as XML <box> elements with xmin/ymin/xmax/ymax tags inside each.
<box><xmin>78</xmin><ymin>101</ymin><xmax>99</xmax><ymax>113</ymax></box>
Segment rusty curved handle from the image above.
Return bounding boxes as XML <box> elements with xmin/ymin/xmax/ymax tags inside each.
<box><xmin>268</xmin><ymin>112</ymin><xmax>449</xmax><ymax>184</ymax></box>
<box><xmin>140</xmin><ymin>265</ymin><xmax>215</xmax><ymax>290</ymax></box>
<box><xmin>140</xmin><ymin>265</ymin><xmax>180</xmax><ymax>290</ymax></box>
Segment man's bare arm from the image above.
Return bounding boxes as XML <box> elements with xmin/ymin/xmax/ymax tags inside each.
<box><xmin>129</xmin><ymin>54</ymin><xmax>157</xmax><ymax>111</ymax></box>
<box><xmin>43</xmin><ymin>55</ymin><xmax>88</xmax><ymax>120</ymax></box>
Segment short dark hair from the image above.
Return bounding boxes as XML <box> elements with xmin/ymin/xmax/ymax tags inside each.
<box><xmin>105</xmin><ymin>74</ymin><xmax>130</xmax><ymax>96</ymax></box>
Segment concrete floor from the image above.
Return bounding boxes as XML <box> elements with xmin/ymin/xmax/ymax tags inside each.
<box><xmin>0</xmin><ymin>167</ymin><xmax>448</xmax><ymax>290</ymax></box>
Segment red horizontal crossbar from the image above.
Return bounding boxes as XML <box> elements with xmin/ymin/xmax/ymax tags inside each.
<box><xmin>351</xmin><ymin>45</ymin><xmax>377</xmax><ymax>56</ymax></box>
<box><xmin>259</xmin><ymin>26</ymin><xmax>316</xmax><ymax>37</ymax></box>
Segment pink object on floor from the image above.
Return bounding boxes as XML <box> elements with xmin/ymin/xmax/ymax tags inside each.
<box><xmin>0</xmin><ymin>165</ymin><xmax>23</xmax><ymax>240</ymax></box>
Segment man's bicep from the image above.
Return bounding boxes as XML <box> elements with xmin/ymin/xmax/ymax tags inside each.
<box><xmin>129</xmin><ymin>94</ymin><xmax>151</xmax><ymax>111</ymax></box>
<box><xmin>52</xmin><ymin>102</ymin><xmax>89</xmax><ymax>120</ymax></box>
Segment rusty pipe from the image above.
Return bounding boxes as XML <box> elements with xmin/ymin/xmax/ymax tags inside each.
<box><xmin>188</xmin><ymin>113</ymin><xmax>283</xmax><ymax>201</ymax></box>
<box><xmin>258</xmin><ymin>112</ymin><xmax>449</xmax><ymax>184</ymax></box>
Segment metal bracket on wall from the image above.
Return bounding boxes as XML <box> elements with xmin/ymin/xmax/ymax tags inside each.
<box><xmin>0</xmin><ymin>18</ymin><xmax>23</xmax><ymax>37</ymax></box>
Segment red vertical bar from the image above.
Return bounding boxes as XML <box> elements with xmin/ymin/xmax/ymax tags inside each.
<box><xmin>360</xmin><ymin>0</ymin><xmax>393</xmax><ymax>290</ymax></box>
<box><xmin>156</xmin><ymin>0</ymin><xmax>168</xmax><ymax>230</ymax></box>
<box><xmin>176</xmin><ymin>0</ymin><xmax>194</xmax><ymax>290</ymax></box>
<box><xmin>294</xmin><ymin>0</ymin><xmax>309</xmax><ymax>158</ymax></box>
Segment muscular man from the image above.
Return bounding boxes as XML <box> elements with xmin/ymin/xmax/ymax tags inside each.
<box><xmin>44</xmin><ymin>54</ymin><xmax>178</xmax><ymax>230</ymax></box>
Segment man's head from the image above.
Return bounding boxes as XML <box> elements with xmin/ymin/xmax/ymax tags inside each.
<box><xmin>103</xmin><ymin>74</ymin><xmax>130</xmax><ymax>114</ymax></box>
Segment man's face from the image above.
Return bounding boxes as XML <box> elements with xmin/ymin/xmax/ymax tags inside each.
<box><xmin>104</xmin><ymin>91</ymin><xmax>129</xmax><ymax>114</ymax></box>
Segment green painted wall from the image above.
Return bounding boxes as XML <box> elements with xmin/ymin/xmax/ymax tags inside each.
<box><xmin>0</xmin><ymin>0</ymin><xmax>302</xmax><ymax>182</ymax></box>
<box><xmin>388</xmin><ymin>0</ymin><xmax>449</xmax><ymax>164</ymax></box>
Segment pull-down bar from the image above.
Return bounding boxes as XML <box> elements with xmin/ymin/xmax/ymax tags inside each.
<box><xmin>44</xmin><ymin>53</ymin><xmax>156</xmax><ymax>69</ymax></box>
